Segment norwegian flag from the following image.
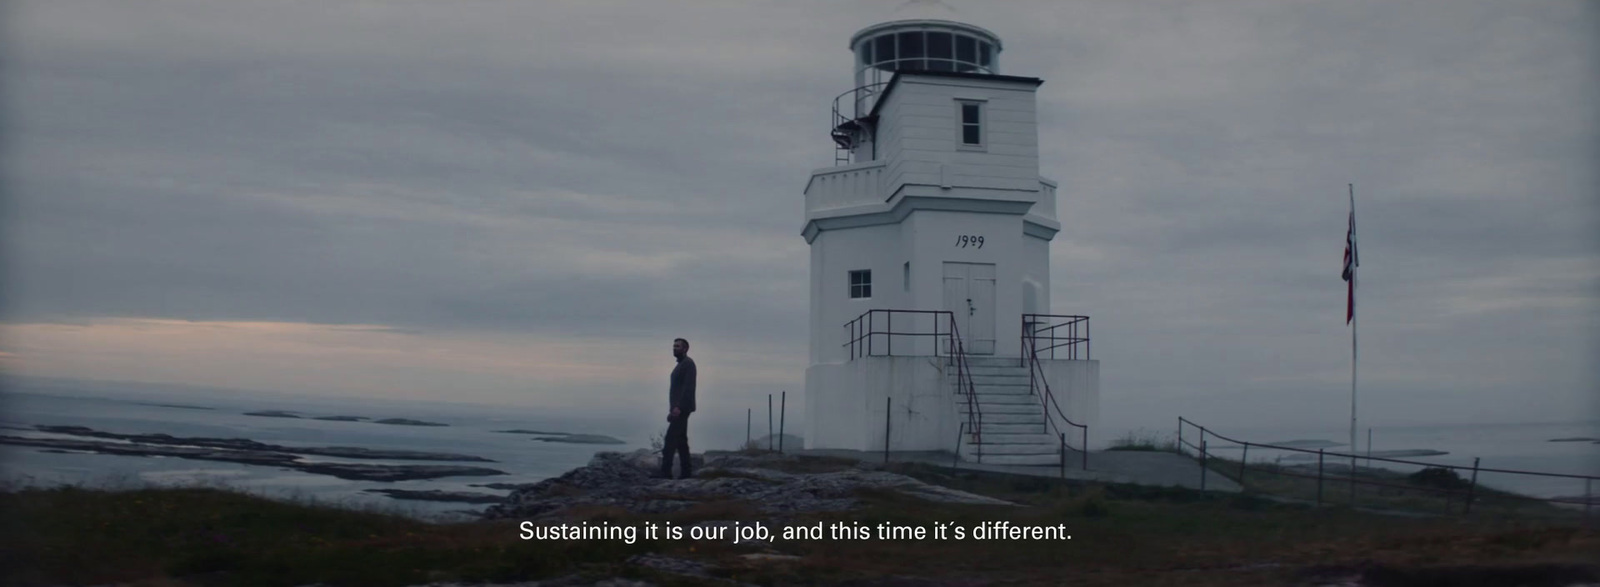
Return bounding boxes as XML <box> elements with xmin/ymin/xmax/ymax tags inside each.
<box><xmin>1342</xmin><ymin>207</ymin><xmax>1358</xmax><ymax>324</ymax></box>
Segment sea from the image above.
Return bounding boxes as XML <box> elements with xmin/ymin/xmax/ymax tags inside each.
<box><xmin>0</xmin><ymin>379</ymin><xmax>686</xmax><ymax>521</ymax></box>
<box><xmin>2</xmin><ymin>378</ymin><xmax>1597</xmax><ymax>519</ymax></box>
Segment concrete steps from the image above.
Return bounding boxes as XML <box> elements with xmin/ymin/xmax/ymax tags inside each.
<box><xmin>972</xmin><ymin>394</ymin><xmax>1038</xmax><ymax>405</ymax></box>
<box><xmin>972</xmin><ymin>453</ymin><xmax>1063</xmax><ymax>466</ymax></box>
<box><xmin>963</xmin><ymin>412</ymin><xmax>1044</xmax><ymax>425</ymax></box>
<box><xmin>953</xmin><ymin>359</ymin><xmax>1060</xmax><ymax>467</ymax></box>
<box><xmin>958</xmin><ymin>403</ymin><xmax>1038</xmax><ymax>415</ymax></box>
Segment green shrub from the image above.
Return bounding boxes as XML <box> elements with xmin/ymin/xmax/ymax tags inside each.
<box><xmin>1408</xmin><ymin>467</ymin><xmax>1470</xmax><ymax>490</ymax></box>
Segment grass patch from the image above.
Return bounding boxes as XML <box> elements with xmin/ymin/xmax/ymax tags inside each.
<box><xmin>3</xmin><ymin>467</ymin><xmax>1596</xmax><ymax>586</ymax></box>
<box><xmin>1190</xmin><ymin>452</ymin><xmax>1580</xmax><ymax>519</ymax></box>
<box><xmin>1106</xmin><ymin>429</ymin><xmax>1180</xmax><ymax>452</ymax></box>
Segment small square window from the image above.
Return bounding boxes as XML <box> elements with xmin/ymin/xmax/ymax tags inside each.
<box><xmin>958</xmin><ymin>100</ymin><xmax>984</xmax><ymax>147</ymax></box>
<box><xmin>849</xmin><ymin>270</ymin><xmax>872</xmax><ymax>299</ymax></box>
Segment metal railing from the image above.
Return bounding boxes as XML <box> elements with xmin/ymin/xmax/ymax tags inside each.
<box><xmin>1177</xmin><ymin>417</ymin><xmax>1598</xmax><ymax>517</ymax></box>
<box><xmin>1021</xmin><ymin>314</ymin><xmax>1090</xmax><ymax>360</ymax></box>
<box><xmin>842</xmin><ymin>309</ymin><xmax>982</xmax><ymax>461</ymax></box>
<box><xmin>1024</xmin><ymin>327</ymin><xmax>1088</xmax><ymax>470</ymax></box>
<box><xmin>830</xmin><ymin>82</ymin><xmax>888</xmax><ymax>165</ymax></box>
<box><xmin>844</xmin><ymin>309</ymin><xmax>960</xmax><ymax>360</ymax></box>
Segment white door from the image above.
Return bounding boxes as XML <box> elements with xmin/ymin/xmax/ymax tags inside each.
<box><xmin>943</xmin><ymin>262</ymin><xmax>997</xmax><ymax>355</ymax></box>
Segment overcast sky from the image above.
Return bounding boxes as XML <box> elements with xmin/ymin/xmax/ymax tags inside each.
<box><xmin>1</xmin><ymin>1</ymin><xmax>1596</xmax><ymax>446</ymax></box>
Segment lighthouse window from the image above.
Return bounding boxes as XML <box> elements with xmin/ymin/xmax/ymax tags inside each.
<box><xmin>956</xmin><ymin>36</ymin><xmax>976</xmax><ymax>66</ymax></box>
<box><xmin>978</xmin><ymin>42</ymin><xmax>993</xmax><ymax>68</ymax></box>
<box><xmin>898</xmin><ymin>31</ymin><xmax>924</xmax><ymax>70</ymax></box>
<box><xmin>959</xmin><ymin>101</ymin><xmax>984</xmax><ymax>146</ymax></box>
<box><xmin>928</xmin><ymin>32</ymin><xmax>953</xmax><ymax>70</ymax></box>
<box><xmin>859</xmin><ymin>42</ymin><xmax>872</xmax><ymax>66</ymax></box>
<box><xmin>875</xmin><ymin>35</ymin><xmax>896</xmax><ymax>64</ymax></box>
<box><xmin>849</xmin><ymin>270</ymin><xmax>872</xmax><ymax>299</ymax></box>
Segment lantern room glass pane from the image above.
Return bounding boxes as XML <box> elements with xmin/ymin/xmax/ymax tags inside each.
<box><xmin>898</xmin><ymin>31</ymin><xmax>924</xmax><ymax>59</ymax></box>
<box><xmin>930</xmin><ymin>59</ymin><xmax>953</xmax><ymax>71</ymax></box>
<box><xmin>859</xmin><ymin>42</ymin><xmax>872</xmax><ymax>66</ymax></box>
<box><xmin>875</xmin><ymin>35</ymin><xmax>896</xmax><ymax>63</ymax></box>
<box><xmin>978</xmin><ymin>42</ymin><xmax>993</xmax><ymax>67</ymax></box>
<box><xmin>956</xmin><ymin>36</ymin><xmax>976</xmax><ymax>63</ymax></box>
<box><xmin>928</xmin><ymin>32</ymin><xmax>952</xmax><ymax>59</ymax></box>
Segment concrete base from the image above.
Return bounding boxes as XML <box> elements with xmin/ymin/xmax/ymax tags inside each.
<box><xmin>804</xmin><ymin>355</ymin><xmax>1101</xmax><ymax>456</ymax></box>
<box><xmin>795</xmin><ymin>448</ymin><xmax>1242</xmax><ymax>493</ymax></box>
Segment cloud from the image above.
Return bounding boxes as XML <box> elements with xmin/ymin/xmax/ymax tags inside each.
<box><xmin>1</xmin><ymin>0</ymin><xmax>1595</xmax><ymax>433</ymax></box>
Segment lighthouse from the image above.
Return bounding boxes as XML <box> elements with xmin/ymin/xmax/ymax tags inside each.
<box><xmin>802</xmin><ymin>15</ymin><xmax>1100</xmax><ymax>465</ymax></box>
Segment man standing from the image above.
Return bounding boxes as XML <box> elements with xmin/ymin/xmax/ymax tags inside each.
<box><xmin>661</xmin><ymin>337</ymin><xmax>697</xmax><ymax>479</ymax></box>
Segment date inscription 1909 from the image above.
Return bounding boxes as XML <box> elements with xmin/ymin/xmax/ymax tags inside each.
<box><xmin>956</xmin><ymin>235</ymin><xmax>985</xmax><ymax>249</ymax></box>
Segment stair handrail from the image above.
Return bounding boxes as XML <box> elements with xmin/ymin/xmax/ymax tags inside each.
<box><xmin>947</xmin><ymin>314</ymin><xmax>982</xmax><ymax>462</ymax></box>
<box><xmin>1024</xmin><ymin>324</ymin><xmax>1089</xmax><ymax>470</ymax></box>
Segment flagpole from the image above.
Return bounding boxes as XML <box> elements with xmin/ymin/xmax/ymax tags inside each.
<box><xmin>1349</xmin><ymin>183</ymin><xmax>1358</xmax><ymax>474</ymax></box>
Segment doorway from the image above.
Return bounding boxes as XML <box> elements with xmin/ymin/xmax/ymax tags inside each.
<box><xmin>942</xmin><ymin>262</ymin><xmax>996</xmax><ymax>355</ymax></box>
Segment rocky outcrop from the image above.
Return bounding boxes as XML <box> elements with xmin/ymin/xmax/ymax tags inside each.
<box><xmin>375</xmin><ymin>418</ymin><xmax>449</xmax><ymax>427</ymax></box>
<box><xmin>364</xmin><ymin>488</ymin><xmax>507</xmax><ymax>504</ymax></box>
<box><xmin>31</xmin><ymin>425</ymin><xmax>492</xmax><ymax>461</ymax></box>
<box><xmin>296</xmin><ymin>462</ymin><xmax>504</xmax><ymax>482</ymax></box>
<box><xmin>497</xmin><ymin>430</ymin><xmax>627</xmax><ymax>445</ymax></box>
<box><xmin>3</xmin><ymin>426</ymin><xmax>508</xmax><ymax>482</ymax></box>
<box><xmin>482</xmin><ymin>449</ymin><xmax>1012</xmax><ymax>520</ymax></box>
<box><xmin>244</xmin><ymin>410</ymin><xmax>303</xmax><ymax>418</ymax></box>
<box><xmin>532</xmin><ymin>434</ymin><xmax>627</xmax><ymax>445</ymax></box>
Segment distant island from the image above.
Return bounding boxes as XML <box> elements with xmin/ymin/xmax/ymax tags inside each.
<box><xmin>243</xmin><ymin>410</ymin><xmax>302</xmax><ymax>419</ymax></box>
<box><xmin>1548</xmin><ymin>437</ymin><xmax>1597</xmax><ymax>443</ymax></box>
<box><xmin>374</xmin><ymin>418</ymin><xmax>448</xmax><ymax>427</ymax></box>
<box><xmin>495</xmin><ymin>429</ymin><xmax>626</xmax><ymax>445</ymax></box>
<box><xmin>136</xmin><ymin>402</ymin><xmax>215</xmax><ymax>411</ymax></box>
<box><xmin>242</xmin><ymin>411</ymin><xmax>445</xmax><ymax>426</ymax></box>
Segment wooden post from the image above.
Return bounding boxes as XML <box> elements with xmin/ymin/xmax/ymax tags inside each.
<box><xmin>746</xmin><ymin>408</ymin><xmax>751</xmax><ymax>449</ymax></box>
<box><xmin>1350</xmin><ymin>450</ymin><xmax>1357</xmax><ymax>507</ymax></box>
<box><xmin>1238</xmin><ymin>444</ymin><xmax>1249</xmax><ymax>486</ymax></box>
<box><xmin>1082</xmin><ymin>426</ymin><xmax>1089</xmax><ymax>471</ymax></box>
<box><xmin>1464</xmin><ymin>457</ymin><xmax>1481</xmax><ymax>515</ymax></box>
<box><xmin>954</xmin><ymin>422</ymin><xmax>963</xmax><ymax>467</ymax></box>
<box><xmin>768</xmin><ymin>394</ymin><xmax>773</xmax><ymax>452</ymax></box>
<box><xmin>779</xmin><ymin>391</ymin><xmax>786</xmax><ymax>454</ymax></box>
<box><xmin>884</xmin><ymin>396</ymin><xmax>892</xmax><ymax>464</ymax></box>
<box><xmin>1199</xmin><ymin>433</ymin><xmax>1208</xmax><ymax>491</ymax></box>
<box><xmin>1586</xmin><ymin>479</ymin><xmax>1592</xmax><ymax>519</ymax></box>
<box><xmin>1367</xmin><ymin>427</ymin><xmax>1373</xmax><ymax>469</ymax></box>
<box><xmin>1059</xmin><ymin>432</ymin><xmax>1066</xmax><ymax>479</ymax></box>
<box><xmin>1317</xmin><ymin>449</ymin><xmax>1324</xmax><ymax>508</ymax></box>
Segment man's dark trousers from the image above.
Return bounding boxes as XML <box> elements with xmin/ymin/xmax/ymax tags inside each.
<box><xmin>662</xmin><ymin>413</ymin><xmax>691</xmax><ymax>478</ymax></box>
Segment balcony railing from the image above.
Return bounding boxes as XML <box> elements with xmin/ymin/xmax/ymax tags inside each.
<box><xmin>843</xmin><ymin>309</ymin><xmax>983</xmax><ymax>458</ymax></box>
<box><xmin>805</xmin><ymin>161</ymin><xmax>885</xmax><ymax>213</ymax></box>
<box><xmin>1021</xmin><ymin>314</ymin><xmax>1090</xmax><ymax>360</ymax></box>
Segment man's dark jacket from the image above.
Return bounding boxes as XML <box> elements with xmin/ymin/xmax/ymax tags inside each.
<box><xmin>670</xmin><ymin>356</ymin><xmax>697</xmax><ymax>414</ymax></box>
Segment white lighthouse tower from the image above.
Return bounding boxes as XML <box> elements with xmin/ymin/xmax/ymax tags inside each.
<box><xmin>802</xmin><ymin>13</ymin><xmax>1100</xmax><ymax>465</ymax></box>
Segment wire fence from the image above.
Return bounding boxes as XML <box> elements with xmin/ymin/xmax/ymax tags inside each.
<box><xmin>1177</xmin><ymin>417</ymin><xmax>1597</xmax><ymax>518</ymax></box>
